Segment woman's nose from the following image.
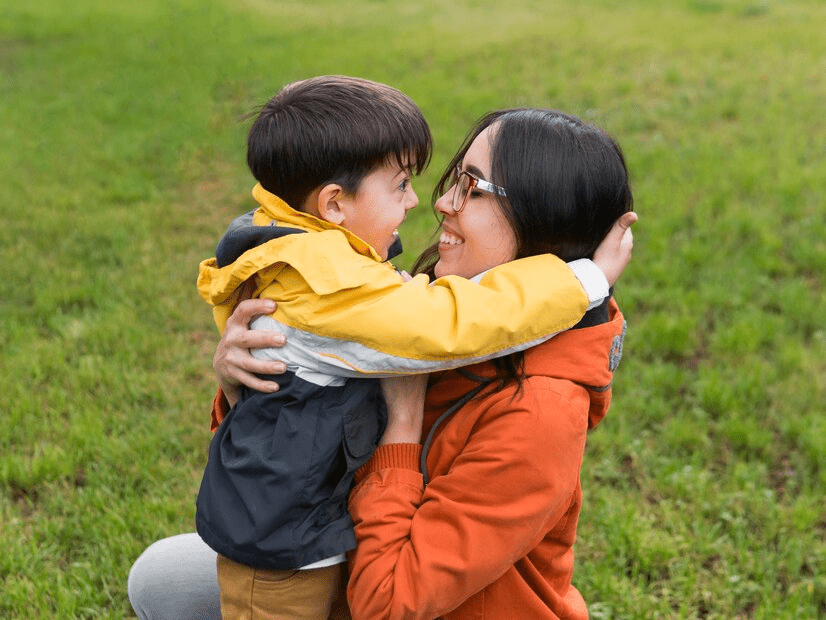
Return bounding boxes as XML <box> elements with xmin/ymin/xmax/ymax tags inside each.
<box><xmin>434</xmin><ymin>187</ymin><xmax>454</xmax><ymax>215</ymax></box>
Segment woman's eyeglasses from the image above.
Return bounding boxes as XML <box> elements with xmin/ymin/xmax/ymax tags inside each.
<box><xmin>450</xmin><ymin>164</ymin><xmax>507</xmax><ymax>213</ymax></box>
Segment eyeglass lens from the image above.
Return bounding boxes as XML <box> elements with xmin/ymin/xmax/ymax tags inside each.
<box><xmin>453</xmin><ymin>168</ymin><xmax>471</xmax><ymax>212</ymax></box>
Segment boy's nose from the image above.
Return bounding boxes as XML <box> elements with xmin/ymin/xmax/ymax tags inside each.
<box><xmin>406</xmin><ymin>188</ymin><xmax>420</xmax><ymax>210</ymax></box>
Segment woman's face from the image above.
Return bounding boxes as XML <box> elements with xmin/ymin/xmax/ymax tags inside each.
<box><xmin>433</xmin><ymin>125</ymin><xmax>517</xmax><ymax>279</ymax></box>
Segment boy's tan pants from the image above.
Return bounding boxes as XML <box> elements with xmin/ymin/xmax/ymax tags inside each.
<box><xmin>217</xmin><ymin>554</ymin><xmax>350</xmax><ymax>620</ymax></box>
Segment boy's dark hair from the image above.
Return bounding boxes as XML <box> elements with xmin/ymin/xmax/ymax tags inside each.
<box><xmin>247</xmin><ymin>76</ymin><xmax>432</xmax><ymax>210</ymax></box>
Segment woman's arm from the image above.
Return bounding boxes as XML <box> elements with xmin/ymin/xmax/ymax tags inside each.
<box><xmin>377</xmin><ymin>374</ymin><xmax>429</xmax><ymax>445</ymax></box>
<box><xmin>213</xmin><ymin>298</ymin><xmax>286</xmax><ymax>407</ymax></box>
<box><xmin>594</xmin><ymin>211</ymin><xmax>636</xmax><ymax>284</ymax></box>
<box><xmin>346</xmin><ymin>382</ymin><xmax>589</xmax><ymax>620</ymax></box>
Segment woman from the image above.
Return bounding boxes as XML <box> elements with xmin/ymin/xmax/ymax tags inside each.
<box><xmin>344</xmin><ymin>109</ymin><xmax>631</xmax><ymax>619</ymax></box>
<box><xmin>128</xmin><ymin>108</ymin><xmax>635</xmax><ymax>619</ymax></box>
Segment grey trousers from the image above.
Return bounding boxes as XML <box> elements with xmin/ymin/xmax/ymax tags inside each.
<box><xmin>128</xmin><ymin>533</ymin><xmax>221</xmax><ymax>620</ymax></box>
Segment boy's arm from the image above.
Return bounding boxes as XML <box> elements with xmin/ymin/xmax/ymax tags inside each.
<box><xmin>249</xmin><ymin>251</ymin><xmax>599</xmax><ymax>378</ymax></box>
<box><xmin>206</xmin><ymin>212</ymin><xmax>635</xmax><ymax>381</ymax></box>
<box><xmin>251</xmin><ymin>213</ymin><xmax>635</xmax><ymax>378</ymax></box>
<box><xmin>208</xmin><ymin>255</ymin><xmax>595</xmax><ymax>427</ymax></box>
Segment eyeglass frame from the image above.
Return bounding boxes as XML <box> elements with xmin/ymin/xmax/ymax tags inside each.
<box><xmin>451</xmin><ymin>164</ymin><xmax>507</xmax><ymax>213</ymax></box>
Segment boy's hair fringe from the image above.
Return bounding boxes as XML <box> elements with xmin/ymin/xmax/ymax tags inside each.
<box><xmin>247</xmin><ymin>76</ymin><xmax>432</xmax><ymax>210</ymax></box>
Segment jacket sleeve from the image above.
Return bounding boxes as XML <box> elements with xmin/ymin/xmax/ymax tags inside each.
<box><xmin>242</xmin><ymin>237</ymin><xmax>608</xmax><ymax>378</ymax></box>
<box><xmin>346</xmin><ymin>381</ymin><xmax>590</xmax><ymax>620</ymax></box>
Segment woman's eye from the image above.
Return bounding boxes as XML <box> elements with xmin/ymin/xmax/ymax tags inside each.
<box><xmin>470</xmin><ymin>190</ymin><xmax>484</xmax><ymax>199</ymax></box>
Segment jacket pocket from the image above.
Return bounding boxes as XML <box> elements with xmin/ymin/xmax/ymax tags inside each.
<box><xmin>330</xmin><ymin>380</ymin><xmax>387</xmax><ymax>502</ymax></box>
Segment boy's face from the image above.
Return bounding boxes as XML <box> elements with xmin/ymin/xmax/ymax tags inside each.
<box><xmin>340</xmin><ymin>162</ymin><xmax>419</xmax><ymax>260</ymax></box>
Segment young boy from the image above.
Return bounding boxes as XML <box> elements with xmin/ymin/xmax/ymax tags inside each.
<box><xmin>195</xmin><ymin>76</ymin><xmax>613</xmax><ymax>619</ymax></box>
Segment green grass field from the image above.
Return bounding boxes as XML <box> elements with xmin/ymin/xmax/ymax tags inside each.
<box><xmin>1</xmin><ymin>0</ymin><xmax>824</xmax><ymax>617</ymax></box>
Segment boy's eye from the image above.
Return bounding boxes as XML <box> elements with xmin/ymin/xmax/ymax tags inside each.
<box><xmin>399</xmin><ymin>178</ymin><xmax>410</xmax><ymax>191</ymax></box>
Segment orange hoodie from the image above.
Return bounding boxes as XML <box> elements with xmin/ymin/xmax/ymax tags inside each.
<box><xmin>347</xmin><ymin>299</ymin><xmax>625</xmax><ymax>620</ymax></box>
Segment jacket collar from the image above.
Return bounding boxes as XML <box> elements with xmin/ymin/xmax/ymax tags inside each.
<box><xmin>252</xmin><ymin>184</ymin><xmax>383</xmax><ymax>262</ymax></box>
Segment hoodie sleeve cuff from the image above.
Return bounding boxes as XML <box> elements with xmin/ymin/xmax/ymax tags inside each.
<box><xmin>210</xmin><ymin>388</ymin><xmax>230</xmax><ymax>433</ymax></box>
<box><xmin>355</xmin><ymin>443</ymin><xmax>422</xmax><ymax>483</ymax></box>
<box><xmin>568</xmin><ymin>258</ymin><xmax>610</xmax><ymax>310</ymax></box>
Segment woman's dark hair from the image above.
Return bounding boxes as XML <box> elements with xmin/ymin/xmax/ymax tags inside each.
<box><xmin>247</xmin><ymin>76</ymin><xmax>432</xmax><ymax>209</ymax></box>
<box><xmin>413</xmin><ymin>108</ymin><xmax>633</xmax><ymax>387</ymax></box>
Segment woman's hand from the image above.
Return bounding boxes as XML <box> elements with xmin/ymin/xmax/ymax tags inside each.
<box><xmin>214</xmin><ymin>298</ymin><xmax>287</xmax><ymax>407</ymax></box>
<box><xmin>593</xmin><ymin>211</ymin><xmax>637</xmax><ymax>285</ymax></box>
<box><xmin>378</xmin><ymin>374</ymin><xmax>429</xmax><ymax>445</ymax></box>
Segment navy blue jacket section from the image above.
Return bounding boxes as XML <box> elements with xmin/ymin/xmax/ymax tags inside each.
<box><xmin>196</xmin><ymin>371</ymin><xmax>387</xmax><ymax>569</ymax></box>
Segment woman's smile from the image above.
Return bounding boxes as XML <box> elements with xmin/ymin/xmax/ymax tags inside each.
<box><xmin>433</xmin><ymin>125</ymin><xmax>517</xmax><ymax>279</ymax></box>
<box><xmin>438</xmin><ymin>224</ymin><xmax>465</xmax><ymax>246</ymax></box>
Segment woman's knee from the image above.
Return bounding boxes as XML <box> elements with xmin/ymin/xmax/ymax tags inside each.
<box><xmin>128</xmin><ymin>533</ymin><xmax>220</xmax><ymax>620</ymax></box>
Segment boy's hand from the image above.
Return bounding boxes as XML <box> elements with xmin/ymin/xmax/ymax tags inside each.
<box><xmin>593</xmin><ymin>212</ymin><xmax>637</xmax><ymax>286</ymax></box>
<box><xmin>214</xmin><ymin>298</ymin><xmax>287</xmax><ymax>406</ymax></box>
<box><xmin>379</xmin><ymin>374</ymin><xmax>429</xmax><ymax>445</ymax></box>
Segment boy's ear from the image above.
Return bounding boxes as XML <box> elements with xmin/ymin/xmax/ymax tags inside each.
<box><xmin>314</xmin><ymin>184</ymin><xmax>347</xmax><ymax>226</ymax></box>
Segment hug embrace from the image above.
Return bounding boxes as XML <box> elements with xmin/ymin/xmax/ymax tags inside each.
<box><xmin>129</xmin><ymin>76</ymin><xmax>636</xmax><ymax>620</ymax></box>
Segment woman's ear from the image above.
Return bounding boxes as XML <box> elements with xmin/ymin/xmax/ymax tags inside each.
<box><xmin>314</xmin><ymin>184</ymin><xmax>347</xmax><ymax>226</ymax></box>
